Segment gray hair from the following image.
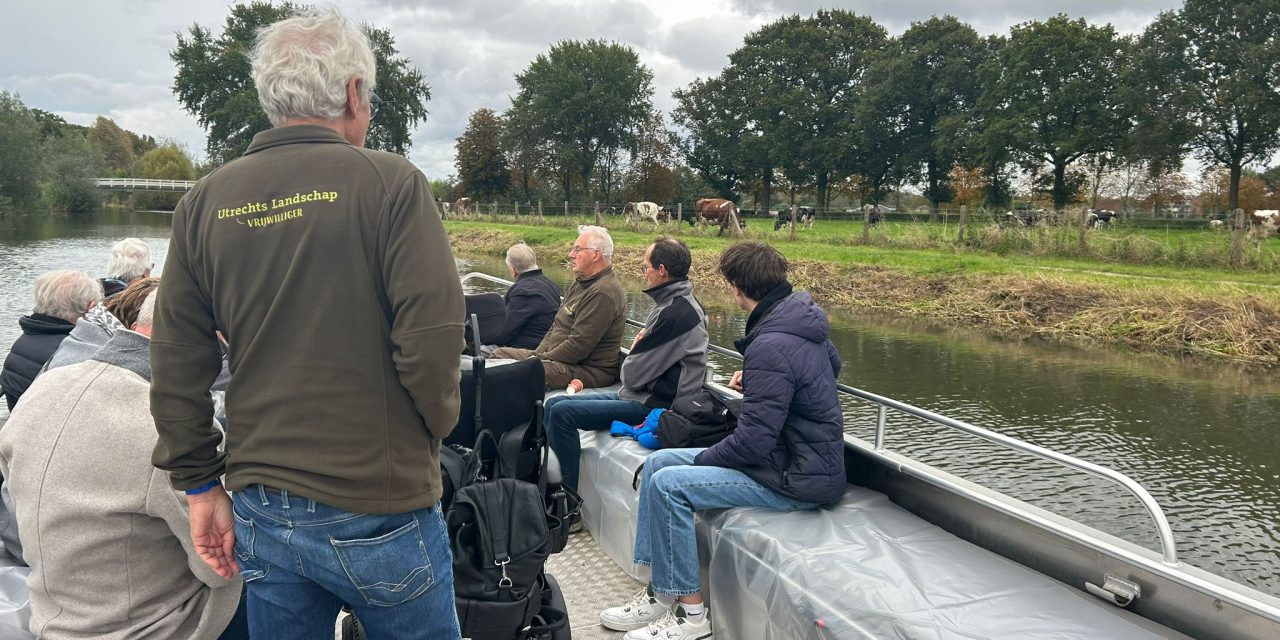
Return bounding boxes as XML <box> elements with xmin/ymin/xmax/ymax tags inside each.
<box><xmin>107</xmin><ymin>238</ymin><xmax>151</xmax><ymax>282</ymax></box>
<box><xmin>251</xmin><ymin>6</ymin><xmax>377</xmax><ymax>126</ymax></box>
<box><xmin>134</xmin><ymin>289</ymin><xmax>158</xmax><ymax>330</ymax></box>
<box><xmin>505</xmin><ymin>243</ymin><xmax>538</xmax><ymax>273</ymax></box>
<box><xmin>32</xmin><ymin>270</ymin><xmax>101</xmax><ymax>324</ymax></box>
<box><xmin>577</xmin><ymin>225</ymin><xmax>614</xmax><ymax>261</ymax></box>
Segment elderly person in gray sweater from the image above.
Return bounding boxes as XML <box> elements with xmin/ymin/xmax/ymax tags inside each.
<box><xmin>0</xmin><ymin>290</ymin><xmax>244</xmax><ymax>639</ymax></box>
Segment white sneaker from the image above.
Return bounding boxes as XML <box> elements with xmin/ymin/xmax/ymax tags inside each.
<box><xmin>622</xmin><ymin>604</ymin><xmax>713</xmax><ymax>640</ymax></box>
<box><xmin>600</xmin><ymin>587</ymin><xmax>671</xmax><ymax>631</ymax></box>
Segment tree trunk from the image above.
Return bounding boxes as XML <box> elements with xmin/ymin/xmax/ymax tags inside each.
<box><xmin>761</xmin><ymin>166</ymin><xmax>772</xmax><ymax>214</ymax></box>
<box><xmin>816</xmin><ymin>173</ymin><xmax>830</xmax><ymax>211</ymax></box>
<box><xmin>1053</xmin><ymin>159</ymin><xmax>1069</xmax><ymax>215</ymax></box>
<box><xmin>1228</xmin><ymin>162</ymin><xmax>1242</xmax><ymax>212</ymax></box>
<box><xmin>1230</xmin><ymin>208</ymin><xmax>1246</xmax><ymax>268</ymax></box>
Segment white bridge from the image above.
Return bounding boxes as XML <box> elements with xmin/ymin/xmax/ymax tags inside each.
<box><xmin>95</xmin><ymin>178</ymin><xmax>197</xmax><ymax>192</ymax></box>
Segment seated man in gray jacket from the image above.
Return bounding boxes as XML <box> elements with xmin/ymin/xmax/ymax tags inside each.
<box><xmin>544</xmin><ymin>236</ymin><xmax>709</xmax><ymax>491</ymax></box>
<box><xmin>0</xmin><ymin>289</ymin><xmax>246</xmax><ymax>640</ymax></box>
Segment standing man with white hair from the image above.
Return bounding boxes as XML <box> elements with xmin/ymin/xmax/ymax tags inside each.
<box><xmin>1</xmin><ymin>270</ymin><xmax>101</xmax><ymax>410</ymax></box>
<box><xmin>100</xmin><ymin>238</ymin><xmax>152</xmax><ymax>297</ymax></box>
<box><xmin>149</xmin><ymin>7</ymin><xmax>464</xmax><ymax>638</ymax></box>
<box><xmin>493</xmin><ymin>225</ymin><xmax>628</xmax><ymax>389</ymax></box>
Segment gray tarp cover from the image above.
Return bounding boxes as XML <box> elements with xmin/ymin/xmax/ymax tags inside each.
<box><xmin>578</xmin><ymin>432</ymin><xmax>1183</xmax><ymax>640</ymax></box>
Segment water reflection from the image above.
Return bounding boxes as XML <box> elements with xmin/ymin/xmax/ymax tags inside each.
<box><xmin>459</xmin><ymin>252</ymin><xmax>1280</xmax><ymax>595</ymax></box>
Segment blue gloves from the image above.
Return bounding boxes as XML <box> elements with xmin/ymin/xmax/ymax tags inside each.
<box><xmin>611</xmin><ymin>408</ymin><xmax>666</xmax><ymax>449</ymax></box>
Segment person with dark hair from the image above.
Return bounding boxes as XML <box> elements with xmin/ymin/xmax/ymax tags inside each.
<box><xmin>545</xmin><ymin>236</ymin><xmax>708</xmax><ymax>492</ymax></box>
<box><xmin>598</xmin><ymin>240</ymin><xmax>844</xmax><ymax>640</ymax></box>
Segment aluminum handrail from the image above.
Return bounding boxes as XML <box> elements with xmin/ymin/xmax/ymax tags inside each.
<box><xmin>459</xmin><ymin>271</ymin><xmax>1180</xmax><ymax>565</ymax></box>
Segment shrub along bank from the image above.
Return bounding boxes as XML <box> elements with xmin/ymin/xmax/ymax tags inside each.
<box><xmin>445</xmin><ymin>221</ymin><xmax>1280</xmax><ymax>365</ymax></box>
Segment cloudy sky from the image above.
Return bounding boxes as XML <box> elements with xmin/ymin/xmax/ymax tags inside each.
<box><xmin>1</xmin><ymin>0</ymin><xmax>1179</xmax><ymax>180</ymax></box>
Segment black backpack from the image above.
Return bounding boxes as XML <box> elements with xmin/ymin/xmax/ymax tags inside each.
<box><xmin>655</xmin><ymin>389</ymin><xmax>742</xmax><ymax>449</ymax></box>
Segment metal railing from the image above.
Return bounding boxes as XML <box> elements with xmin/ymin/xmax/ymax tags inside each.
<box><xmin>460</xmin><ymin>271</ymin><xmax>1180</xmax><ymax>565</ymax></box>
<box><xmin>95</xmin><ymin>178</ymin><xmax>197</xmax><ymax>192</ymax></box>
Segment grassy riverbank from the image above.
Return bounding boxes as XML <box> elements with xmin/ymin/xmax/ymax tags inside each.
<box><xmin>444</xmin><ymin>217</ymin><xmax>1280</xmax><ymax>365</ymax></box>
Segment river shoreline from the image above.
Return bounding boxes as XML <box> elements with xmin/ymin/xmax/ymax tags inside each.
<box><xmin>446</xmin><ymin>225</ymin><xmax>1280</xmax><ymax>365</ymax></box>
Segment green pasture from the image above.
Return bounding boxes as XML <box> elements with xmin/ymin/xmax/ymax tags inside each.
<box><xmin>444</xmin><ymin>215</ymin><xmax>1280</xmax><ymax>297</ymax></box>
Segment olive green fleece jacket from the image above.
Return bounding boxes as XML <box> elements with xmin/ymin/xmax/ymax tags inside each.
<box><xmin>534</xmin><ymin>267</ymin><xmax>627</xmax><ymax>388</ymax></box>
<box><xmin>150</xmin><ymin>125</ymin><xmax>464</xmax><ymax>514</ymax></box>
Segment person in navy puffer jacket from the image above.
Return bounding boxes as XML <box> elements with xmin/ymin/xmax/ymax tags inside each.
<box><xmin>599</xmin><ymin>241</ymin><xmax>845</xmax><ymax>640</ymax></box>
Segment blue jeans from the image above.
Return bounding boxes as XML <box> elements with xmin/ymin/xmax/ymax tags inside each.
<box><xmin>232</xmin><ymin>486</ymin><xmax>460</xmax><ymax>639</ymax></box>
<box><xmin>633</xmin><ymin>449</ymin><xmax>819</xmax><ymax>596</ymax></box>
<box><xmin>545</xmin><ymin>391</ymin><xmax>651</xmax><ymax>491</ymax></box>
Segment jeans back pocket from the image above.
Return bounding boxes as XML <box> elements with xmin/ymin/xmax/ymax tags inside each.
<box><xmin>232</xmin><ymin>509</ymin><xmax>269</xmax><ymax>583</ymax></box>
<box><xmin>331</xmin><ymin>515</ymin><xmax>435</xmax><ymax>607</ymax></box>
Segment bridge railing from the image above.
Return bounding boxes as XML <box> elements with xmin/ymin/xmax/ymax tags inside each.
<box><xmin>95</xmin><ymin>178</ymin><xmax>198</xmax><ymax>192</ymax></box>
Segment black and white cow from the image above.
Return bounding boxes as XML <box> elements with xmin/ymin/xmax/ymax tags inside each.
<box><xmin>1087</xmin><ymin>209</ymin><xmax>1119</xmax><ymax>229</ymax></box>
<box><xmin>774</xmin><ymin>206</ymin><xmax>816</xmax><ymax>230</ymax></box>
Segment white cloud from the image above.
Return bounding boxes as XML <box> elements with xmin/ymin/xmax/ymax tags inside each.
<box><xmin>2</xmin><ymin>0</ymin><xmax>1179</xmax><ymax>179</ymax></box>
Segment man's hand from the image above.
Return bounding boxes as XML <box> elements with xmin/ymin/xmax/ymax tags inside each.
<box><xmin>188</xmin><ymin>485</ymin><xmax>239</xmax><ymax>579</ymax></box>
<box><xmin>630</xmin><ymin>329</ymin><xmax>646</xmax><ymax>350</ymax></box>
<box><xmin>728</xmin><ymin>370</ymin><xmax>744</xmax><ymax>391</ymax></box>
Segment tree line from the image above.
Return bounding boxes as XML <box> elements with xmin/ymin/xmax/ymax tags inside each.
<box><xmin>452</xmin><ymin>0</ymin><xmax>1280</xmax><ymax>218</ymax></box>
<box><xmin>0</xmin><ymin>92</ymin><xmax>200</xmax><ymax>213</ymax></box>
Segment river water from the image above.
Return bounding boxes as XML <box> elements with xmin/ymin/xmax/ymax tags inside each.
<box><xmin>2</xmin><ymin>211</ymin><xmax>1278</xmax><ymax>596</ymax></box>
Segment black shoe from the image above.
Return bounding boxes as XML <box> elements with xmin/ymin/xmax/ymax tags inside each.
<box><xmin>568</xmin><ymin>511</ymin><xmax>584</xmax><ymax>534</ymax></box>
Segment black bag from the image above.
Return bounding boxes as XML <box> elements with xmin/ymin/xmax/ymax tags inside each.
<box><xmin>439</xmin><ymin>443</ymin><xmax>480</xmax><ymax>513</ymax></box>
<box><xmin>655</xmin><ymin>389</ymin><xmax>742</xmax><ymax>449</ymax></box>
<box><xmin>463</xmin><ymin>293</ymin><xmax>507</xmax><ymax>355</ymax></box>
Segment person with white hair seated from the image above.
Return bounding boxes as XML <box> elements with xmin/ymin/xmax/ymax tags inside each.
<box><xmin>0</xmin><ymin>289</ymin><xmax>247</xmax><ymax>639</ymax></box>
<box><xmin>100</xmin><ymin>238</ymin><xmax>152</xmax><ymax>298</ymax></box>
<box><xmin>486</xmin><ymin>242</ymin><xmax>561</xmax><ymax>350</ymax></box>
<box><xmin>1</xmin><ymin>270</ymin><xmax>101</xmax><ymax>411</ymax></box>
<box><xmin>493</xmin><ymin>225</ymin><xmax>627</xmax><ymax>389</ymax></box>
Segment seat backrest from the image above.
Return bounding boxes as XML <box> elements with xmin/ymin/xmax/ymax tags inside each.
<box><xmin>449</xmin><ymin>357</ymin><xmax>546</xmax><ymax>448</ymax></box>
<box><xmin>463</xmin><ymin>293</ymin><xmax>506</xmax><ymax>346</ymax></box>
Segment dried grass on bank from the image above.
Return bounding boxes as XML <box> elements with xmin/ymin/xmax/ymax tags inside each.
<box><xmin>447</xmin><ymin>228</ymin><xmax>1280</xmax><ymax>365</ymax></box>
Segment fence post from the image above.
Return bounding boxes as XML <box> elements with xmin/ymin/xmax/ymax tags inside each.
<box><xmin>789</xmin><ymin>204</ymin><xmax>798</xmax><ymax>241</ymax></box>
<box><xmin>514</xmin><ymin>201</ymin><xmax>520</xmax><ymax>218</ymax></box>
<box><xmin>676</xmin><ymin>203</ymin><xmax>683</xmax><ymax>234</ymax></box>
<box><xmin>594</xmin><ymin>201</ymin><xmax>602</xmax><ymax>226</ymax></box>
<box><xmin>538</xmin><ymin>200</ymin><xmax>544</xmax><ymax>224</ymax></box>
<box><xmin>957</xmin><ymin>205</ymin><xmax>968</xmax><ymax>245</ymax></box>
<box><xmin>564</xmin><ymin>201</ymin><xmax>569</xmax><ymax>219</ymax></box>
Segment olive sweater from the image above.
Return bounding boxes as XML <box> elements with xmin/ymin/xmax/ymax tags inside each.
<box><xmin>150</xmin><ymin>125</ymin><xmax>464</xmax><ymax>514</ymax></box>
<box><xmin>534</xmin><ymin>266</ymin><xmax>627</xmax><ymax>387</ymax></box>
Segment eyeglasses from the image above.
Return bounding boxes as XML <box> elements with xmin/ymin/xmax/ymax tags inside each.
<box><xmin>369</xmin><ymin>92</ymin><xmax>382</xmax><ymax>117</ymax></box>
<box><xmin>641</xmin><ymin>263</ymin><xmax>655</xmax><ymax>273</ymax></box>
<box><xmin>570</xmin><ymin>246</ymin><xmax>600</xmax><ymax>255</ymax></box>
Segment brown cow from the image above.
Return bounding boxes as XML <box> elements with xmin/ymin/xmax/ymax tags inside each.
<box><xmin>453</xmin><ymin>197</ymin><xmax>474</xmax><ymax>216</ymax></box>
<box><xmin>687</xmin><ymin>198</ymin><xmax>745</xmax><ymax>234</ymax></box>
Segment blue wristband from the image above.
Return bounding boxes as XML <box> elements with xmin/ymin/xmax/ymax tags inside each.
<box><xmin>185</xmin><ymin>480</ymin><xmax>221</xmax><ymax>496</ymax></box>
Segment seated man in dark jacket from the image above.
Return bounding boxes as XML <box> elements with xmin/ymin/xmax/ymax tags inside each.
<box><xmin>488</xmin><ymin>243</ymin><xmax>560</xmax><ymax>349</ymax></box>
<box><xmin>598</xmin><ymin>241</ymin><xmax>845</xmax><ymax>640</ymax></box>
<box><xmin>1</xmin><ymin>270</ymin><xmax>102</xmax><ymax>410</ymax></box>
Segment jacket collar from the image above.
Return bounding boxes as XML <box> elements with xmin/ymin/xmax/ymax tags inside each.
<box><xmin>643</xmin><ymin>277</ymin><xmax>691</xmax><ymax>304</ymax></box>
<box><xmin>736</xmin><ymin>281</ymin><xmax>793</xmax><ymax>353</ymax></box>
<box><xmin>244</xmin><ymin>124</ymin><xmax>351</xmax><ymax>157</ymax></box>
<box><xmin>19</xmin><ymin>313</ymin><xmax>74</xmax><ymax>335</ymax></box>
<box><xmin>90</xmin><ymin>329</ymin><xmax>152</xmax><ymax>382</ymax></box>
<box><xmin>516</xmin><ymin>269</ymin><xmax>545</xmax><ymax>280</ymax></box>
<box><xmin>575</xmin><ymin>265</ymin><xmax>614</xmax><ymax>286</ymax></box>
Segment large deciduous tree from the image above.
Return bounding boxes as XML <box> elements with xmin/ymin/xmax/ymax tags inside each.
<box><xmin>0</xmin><ymin>92</ymin><xmax>44</xmax><ymax>211</ymax></box>
<box><xmin>1142</xmin><ymin>0</ymin><xmax>1280</xmax><ymax>212</ymax></box>
<box><xmin>171</xmin><ymin>1</ymin><xmax>431</xmax><ymax>165</ymax></box>
<box><xmin>454</xmin><ymin>108</ymin><xmax>510</xmax><ymax>201</ymax></box>
<box><xmin>980</xmin><ymin>15</ymin><xmax>1129</xmax><ymax>213</ymax></box>
<box><xmin>132</xmin><ymin>144</ymin><xmax>198</xmax><ymax>211</ymax></box>
<box><xmin>624</xmin><ymin>112</ymin><xmax>678</xmax><ymax>203</ymax></box>
<box><xmin>672</xmin><ymin>76</ymin><xmax>752</xmax><ymax>201</ymax></box>
<box><xmin>867</xmin><ymin>16</ymin><xmax>986</xmax><ymax>211</ymax></box>
<box><xmin>44</xmin><ymin>134</ymin><xmax>104</xmax><ymax>213</ymax></box>
<box><xmin>87</xmin><ymin>116</ymin><xmax>137</xmax><ymax>176</ymax></box>
<box><xmin>511</xmin><ymin>39</ymin><xmax>653</xmax><ymax>203</ymax></box>
<box><xmin>731</xmin><ymin>10</ymin><xmax>887</xmax><ymax>210</ymax></box>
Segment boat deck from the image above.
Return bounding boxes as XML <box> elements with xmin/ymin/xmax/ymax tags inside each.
<box><xmin>546</xmin><ymin>530</ymin><xmax>643</xmax><ymax>640</ymax></box>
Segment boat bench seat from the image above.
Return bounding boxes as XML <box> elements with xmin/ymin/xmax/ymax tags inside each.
<box><xmin>577</xmin><ymin>430</ymin><xmax>1187</xmax><ymax>640</ymax></box>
